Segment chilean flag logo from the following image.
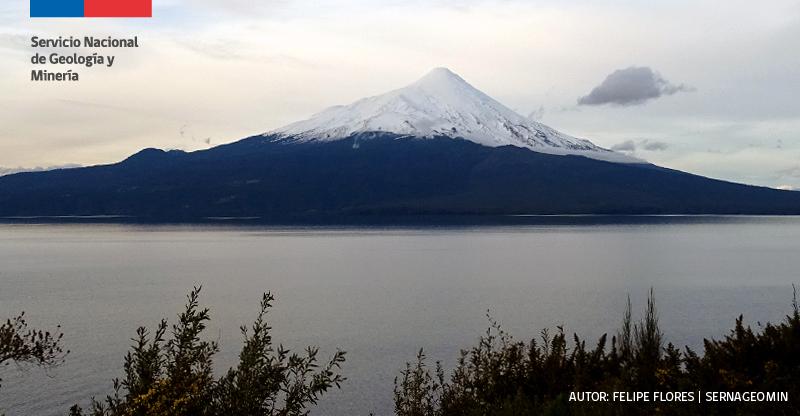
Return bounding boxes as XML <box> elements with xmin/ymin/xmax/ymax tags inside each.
<box><xmin>31</xmin><ymin>0</ymin><xmax>152</xmax><ymax>17</ymax></box>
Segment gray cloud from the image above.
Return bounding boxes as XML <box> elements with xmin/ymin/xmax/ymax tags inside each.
<box><xmin>611</xmin><ymin>139</ymin><xmax>670</xmax><ymax>153</ymax></box>
<box><xmin>642</xmin><ymin>140</ymin><xmax>669</xmax><ymax>151</ymax></box>
<box><xmin>578</xmin><ymin>66</ymin><xmax>693</xmax><ymax>106</ymax></box>
<box><xmin>611</xmin><ymin>140</ymin><xmax>637</xmax><ymax>152</ymax></box>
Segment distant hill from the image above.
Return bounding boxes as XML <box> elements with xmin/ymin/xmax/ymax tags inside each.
<box><xmin>0</xmin><ymin>134</ymin><xmax>798</xmax><ymax>221</ymax></box>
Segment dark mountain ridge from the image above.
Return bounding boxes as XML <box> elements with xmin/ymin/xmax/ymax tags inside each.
<box><xmin>1</xmin><ymin>133</ymin><xmax>798</xmax><ymax>222</ymax></box>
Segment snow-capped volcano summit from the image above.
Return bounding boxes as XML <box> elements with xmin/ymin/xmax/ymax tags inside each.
<box><xmin>4</xmin><ymin>66</ymin><xmax>800</xmax><ymax>219</ymax></box>
<box><xmin>270</xmin><ymin>67</ymin><xmax>640</xmax><ymax>163</ymax></box>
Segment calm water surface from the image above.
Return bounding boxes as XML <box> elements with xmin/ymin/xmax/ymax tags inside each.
<box><xmin>0</xmin><ymin>218</ymin><xmax>798</xmax><ymax>415</ymax></box>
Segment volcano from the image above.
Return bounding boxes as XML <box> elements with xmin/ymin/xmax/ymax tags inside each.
<box><xmin>1</xmin><ymin>68</ymin><xmax>798</xmax><ymax>221</ymax></box>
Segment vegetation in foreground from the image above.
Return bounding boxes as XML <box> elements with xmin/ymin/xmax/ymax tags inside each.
<box><xmin>0</xmin><ymin>312</ymin><xmax>67</xmax><ymax>390</ymax></box>
<box><xmin>67</xmin><ymin>287</ymin><xmax>345</xmax><ymax>416</ymax></box>
<box><xmin>394</xmin><ymin>289</ymin><xmax>800</xmax><ymax>416</ymax></box>
<box><xmin>3</xmin><ymin>287</ymin><xmax>800</xmax><ymax>415</ymax></box>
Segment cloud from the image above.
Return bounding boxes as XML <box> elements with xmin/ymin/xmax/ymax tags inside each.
<box><xmin>578</xmin><ymin>66</ymin><xmax>693</xmax><ymax>106</ymax></box>
<box><xmin>611</xmin><ymin>140</ymin><xmax>637</xmax><ymax>152</ymax></box>
<box><xmin>776</xmin><ymin>185</ymin><xmax>796</xmax><ymax>191</ymax></box>
<box><xmin>0</xmin><ymin>164</ymin><xmax>82</xmax><ymax>176</ymax></box>
<box><xmin>642</xmin><ymin>140</ymin><xmax>669</xmax><ymax>151</ymax></box>
<box><xmin>611</xmin><ymin>139</ymin><xmax>670</xmax><ymax>153</ymax></box>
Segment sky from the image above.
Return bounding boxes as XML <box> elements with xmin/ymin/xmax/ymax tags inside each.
<box><xmin>1</xmin><ymin>0</ymin><xmax>799</xmax><ymax>189</ymax></box>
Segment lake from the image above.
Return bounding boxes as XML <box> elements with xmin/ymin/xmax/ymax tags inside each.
<box><xmin>0</xmin><ymin>217</ymin><xmax>798</xmax><ymax>415</ymax></box>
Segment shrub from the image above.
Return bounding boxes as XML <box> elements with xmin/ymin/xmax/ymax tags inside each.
<box><xmin>69</xmin><ymin>287</ymin><xmax>345</xmax><ymax>416</ymax></box>
<box><xmin>0</xmin><ymin>311</ymin><xmax>67</xmax><ymax>391</ymax></box>
<box><xmin>395</xmin><ymin>288</ymin><xmax>800</xmax><ymax>416</ymax></box>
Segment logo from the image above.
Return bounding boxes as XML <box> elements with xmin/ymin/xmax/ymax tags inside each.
<box><xmin>31</xmin><ymin>0</ymin><xmax>151</xmax><ymax>18</ymax></box>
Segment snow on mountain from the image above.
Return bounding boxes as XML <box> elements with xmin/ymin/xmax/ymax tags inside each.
<box><xmin>269</xmin><ymin>68</ymin><xmax>642</xmax><ymax>163</ymax></box>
